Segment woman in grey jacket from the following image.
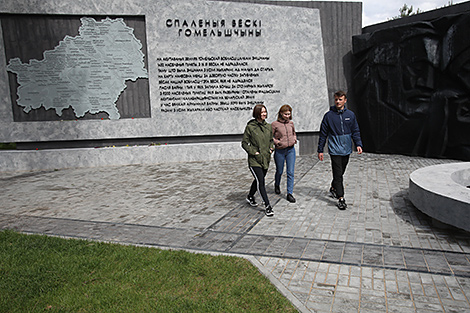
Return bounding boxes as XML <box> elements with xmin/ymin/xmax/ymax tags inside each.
<box><xmin>272</xmin><ymin>104</ymin><xmax>297</xmax><ymax>203</ymax></box>
<box><xmin>242</xmin><ymin>104</ymin><xmax>275</xmax><ymax>216</ymax></box>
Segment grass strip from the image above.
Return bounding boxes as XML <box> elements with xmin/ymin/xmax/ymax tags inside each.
<box><xmin>0</xmin><ymin>143</ymin><xmax>16</xmax><ymax>150</ymax></box>
<box><xmin>0</xmin><ymin>230</ymin><xmax>297</xmax><ymax>312</ymax></box>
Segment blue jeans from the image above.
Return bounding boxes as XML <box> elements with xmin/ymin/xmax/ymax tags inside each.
<box><xmin>274</xmin><ymin>146</ymin><xmax>296</xmax><ymax>195</ymax></box>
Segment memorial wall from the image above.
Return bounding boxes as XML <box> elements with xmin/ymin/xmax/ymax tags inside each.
<box><xmin>0</xmin><ymin>0</ymin><xmax>329</xmax><ymax>144</ymax></box>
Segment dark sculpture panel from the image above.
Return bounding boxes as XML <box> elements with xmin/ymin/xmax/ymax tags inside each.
<box><xmin>352</xmin><ymin>14</ymin><xmax>470</xmax><ymax>161</ymax></box>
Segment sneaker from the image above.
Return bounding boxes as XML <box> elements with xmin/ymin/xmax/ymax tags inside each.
<box><xmin>337</xmin><ymin>198</ymin><xmax>347</xmax><ymax>210</ymax></box>
<box><xmin>265</xmin><ymin>205</ymin><xmax>274</xmax><ymax>217</ymax></box>
<box><xmin>329</xmin><ymin>187</ymin><xmax>338</xmax><ymax>199</ymax></box>
<box><xmin>274</xmin><ymin>185</ymin><xmax>281</xmax><ymax>194</ymax></box>
<box><xmin>286</xmin><ymin>194</ymin><xmax>296</xmax><ymax>203</ymax></box>
<box><xmin>246</xmin><ymin>195</ymin><xmax>258</xmax><ymax>207</ymax></box>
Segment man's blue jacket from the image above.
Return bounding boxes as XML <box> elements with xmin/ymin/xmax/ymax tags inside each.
<box><xmin>317</xmin><ymin>106</ymin><xmax>362</xmax><ymax>156</ymax></box>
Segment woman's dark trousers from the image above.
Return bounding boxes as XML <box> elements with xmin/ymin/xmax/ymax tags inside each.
<box><xmin>249</xmin><ymin>166</ymin><xmax>270</xmax><ymax>206</ymax></box>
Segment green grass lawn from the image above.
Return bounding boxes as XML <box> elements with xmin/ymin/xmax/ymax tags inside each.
<box><xmin>0</xmin><ymin>143</ymin><xmax>16</xmax><ymax>150</ymax></box>
<box><xmin>0</xmin><ymin>230</ymin><xmax>297</xmax><ymax>312</ymax></box>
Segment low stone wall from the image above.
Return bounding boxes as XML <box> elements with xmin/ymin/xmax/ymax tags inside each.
<box><xmin>0</xmin><ymin>142</ymin><xmax>246</xmax><ymax>172</ymax></box>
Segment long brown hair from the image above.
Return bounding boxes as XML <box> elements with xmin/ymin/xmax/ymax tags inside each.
<box><xmin>277</xmin><ymin>104</ymin><xmax>292</xmax><ymax>120</ymax></box>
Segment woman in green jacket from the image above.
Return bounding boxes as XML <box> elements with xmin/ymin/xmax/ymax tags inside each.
<box><xmin>241</xmin><ymin>104</ymin><xmax>275</xmax><ymax>217</ymax></box>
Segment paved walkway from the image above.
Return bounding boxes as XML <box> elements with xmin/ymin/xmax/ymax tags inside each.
<box><xmin>1</xmin><ymin>153</ymin><xmax>470</xmax><ymax>312</ymax></box>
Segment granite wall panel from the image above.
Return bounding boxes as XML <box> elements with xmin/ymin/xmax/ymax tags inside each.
<box><xmin>0</xmin><ymin>0</ymin><xmax>329</xmax><ymax>143</ymax></box>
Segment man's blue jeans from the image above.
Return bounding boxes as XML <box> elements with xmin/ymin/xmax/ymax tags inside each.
<box><xmin>274</xmin><ymin>146</ymin><xmax>296</xmax><ymax>195</ymax></box>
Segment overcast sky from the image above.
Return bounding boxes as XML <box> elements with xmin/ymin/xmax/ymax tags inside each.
<box><xmin>360</xmin><ymin>0</ymin><xmax>468</xmax><ymax>26</ymax></box>
<box><xmin>296</xmin><ymin>0</ymin><xmax>468</xmax><ymax>26</ymax></box>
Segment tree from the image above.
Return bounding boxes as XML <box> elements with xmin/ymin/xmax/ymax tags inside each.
<box><xmin>442</xmin><ymin>1</ymin><xmax>454</xmax><ymax>8</ymax></box>
<box><xmin>389</xmin><ymin>3</ymin><xmax>422</xmax><ymax>20</ymax></box>
<box><xmin>390</xmin><ymin>1</ymin><xmax>456</xmax><ymax>21</ymax></box>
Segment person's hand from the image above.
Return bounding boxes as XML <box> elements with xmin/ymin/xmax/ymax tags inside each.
<box><xmin>357</xmin><ymin>146</ymin><xmax>363</xmax><ymax>154</ymax></box>
<box><xmin>318</xmin><ymin>153</ymin><xmax>324</xmax><ymax>161</ymax></box>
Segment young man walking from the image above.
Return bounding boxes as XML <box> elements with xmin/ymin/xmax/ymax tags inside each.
<box><xmin>317</xmin><ymin>91</ymin><xmax>363</xmax><ymax>210</ymax></box>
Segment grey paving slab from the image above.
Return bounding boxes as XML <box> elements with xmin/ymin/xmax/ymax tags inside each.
<box><xmin>1</xmin><ymin>153</ymin><xmax>470</xmax><ymax>312</ymax></box>
<box><xmin>362</xmin><ymin>245</ymin><xmax>383</xmax><ymax>266</ymax></box>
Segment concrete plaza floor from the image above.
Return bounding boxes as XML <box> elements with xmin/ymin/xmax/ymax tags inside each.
<box><xmin>1</xmin><ymin>152</ymin><xmax>469</xmax><ymax>312</ymax></box>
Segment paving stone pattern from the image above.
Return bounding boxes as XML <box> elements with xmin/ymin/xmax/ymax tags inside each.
<box><xmin>1</xmin><ymin>153</ymin><xmax>469</xmax><ymax>312</ymax></box>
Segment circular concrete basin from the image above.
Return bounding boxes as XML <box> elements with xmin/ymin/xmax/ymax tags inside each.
<box><xmin>451</xmin><ymin>168</ymin><xmax>470</xmax><ymax>188</ymax></box>
<box><xmin>409</xmin><ymin>163</ymin><xmax>470</xmax><ymax>232</ymax></box>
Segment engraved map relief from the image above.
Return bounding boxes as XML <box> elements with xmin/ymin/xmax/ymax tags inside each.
<box><xmin>6</xmin><ymin>17</ymin><xmax>148</xmax><ymax>119</ymax></box>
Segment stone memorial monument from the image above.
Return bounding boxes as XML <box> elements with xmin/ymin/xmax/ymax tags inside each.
<box><xmin>0</xmin><ymin>0</ymin><xmax>330</xmax><ymax>170</ymax></box>
<box><xmin>353</xmin><ymin>11</ymin><xmax>470</xmax><ymax>161</ymax></box>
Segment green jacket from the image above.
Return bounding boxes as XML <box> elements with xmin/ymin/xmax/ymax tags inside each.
<box><xmin>241</xmin><ymin>119</ymin><xmax>274</xmax><ymax>169</ymax></box>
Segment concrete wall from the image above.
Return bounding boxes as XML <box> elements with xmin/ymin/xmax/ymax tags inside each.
<box><xmin>0</xmin><ymin>0</ymin><xmax>362</xmax><ymax>170</ymax></box>
<box><xmin>1</xmin><ymin>0</ymin><xmax>328</xmax><ymax>139</ymax></box>
<box><xmin>0</xmin><ymin>142</ymin><xmax>247</xmax><ymax>172</ymax></box>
